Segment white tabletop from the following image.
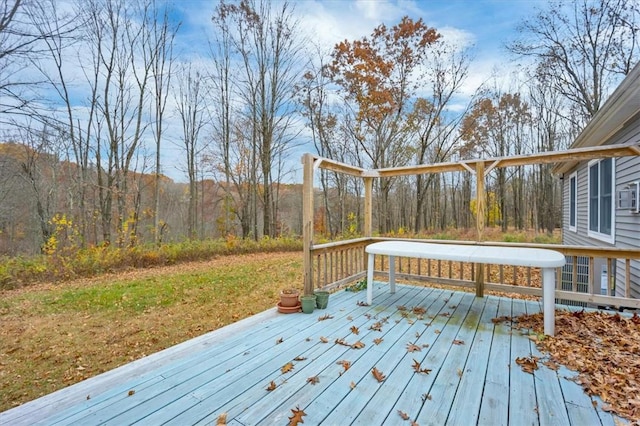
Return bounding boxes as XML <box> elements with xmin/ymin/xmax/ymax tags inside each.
<box><xmin>365</xmin><ymin>241</ymin><xmax>565</xmax><ymax>268</ymax></box>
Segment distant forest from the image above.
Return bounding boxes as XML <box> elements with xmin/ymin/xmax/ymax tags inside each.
<box><xmin>1</xmin><ymin>0</ymin><xmax>638</xmax><ymax>255</ymax></box>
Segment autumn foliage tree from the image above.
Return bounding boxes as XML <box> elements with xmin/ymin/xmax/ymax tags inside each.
<box><xmin>328</xmin><ymin>17</ymin><xmax>440</xmax><ymax>233</ymax></box>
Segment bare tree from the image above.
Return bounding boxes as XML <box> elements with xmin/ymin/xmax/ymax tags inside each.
<box><xmin>509</xmin><ymin>0</ymin><xmax>640</xmax><ymax>126</ymax></box>
<box><xmin>174</xmin><ymin>63</ymin><xmax>210</xmax><ymax>239</ymax></box>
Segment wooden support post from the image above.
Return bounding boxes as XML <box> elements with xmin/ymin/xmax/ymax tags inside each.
<box><xmin>364</xmin><ymin>177</ymin><xmax>373</xmax><ymax>237</ymax></box>
<box><xmin>475</xmin><ymin>161</ymin><xmax>485</xmax><ymax>297</ymax></box>
<box><xmin>302</xmin><ymin>154</ymin><xmax>314</xmax><ymax>296</ymax></box>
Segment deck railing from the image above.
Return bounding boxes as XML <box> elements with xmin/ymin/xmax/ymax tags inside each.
<box><xmin>310</xmin><ymin>237</ymin><xmax>640</xmax><ymax>310</ymax></box>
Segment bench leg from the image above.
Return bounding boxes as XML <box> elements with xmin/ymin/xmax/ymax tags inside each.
<box><xmin>542</xmin><ymin>267</ymin><xmax>555</xmax><ymax>336</ymax></box>
<box><xmin>389</xmin><ymin>255</ymin><xmax>396</xmax><ymax>294</ymax></box>
<box><xmin>367</xmin><ymin>253</ymin><xmax>374</xmax><ymax>305</ymax></box>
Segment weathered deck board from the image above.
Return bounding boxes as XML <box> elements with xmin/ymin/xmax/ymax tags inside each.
<box><xmin>0</xmin><ymin>282</ymin><xmax>631</xmax><ymax>426</ymax></box>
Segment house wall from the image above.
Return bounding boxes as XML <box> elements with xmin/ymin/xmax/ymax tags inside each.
<box><xmin>561</xmin><ymin>118</ymin><xmax>640</xmax><ymax>299</ymax></box>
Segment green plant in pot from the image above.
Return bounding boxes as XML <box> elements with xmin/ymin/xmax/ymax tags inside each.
<box><xmin>300</xmin><ymin>294</ymin><xmax>316</xmax><ymax>314</ymax></box>
<box><xmin>314</xmin><ymin>290</ymin><xmax>330</xmax><ymax>309</ymax></box>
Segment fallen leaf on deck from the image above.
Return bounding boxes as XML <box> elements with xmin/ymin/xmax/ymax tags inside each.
<box><xmin>266</xmin><ymin>381</ymin><xmax>277</xmax><ymax>391</ymax></box>
<box><xmin>347</xmin><ymin>315</ymin><xmax>353</xmax><ymax>321</ymax></box>
<box><xmin>320</xmin><ymin>336</ymin><xmax>329</xmax><ymax>343</ymax></box>
<box><xmin>422</xmin><ymin>393</ymin><xmax>432</xmax><ymax>401</ymax></box>
<box><xmin>276</xmin><ymin>337</ymin><xmax>284</xmax><ymax>344</ymax></box>
<box><xmin>370</xmin><ymin>322</ymin><xmax>383</xmax><ymax>331</ymax></box>
<box><xmin>318</xmin><ymin>314</ymin><xmax>333</xmax><ymax>321</ymax></box>
<box><xmin>453</xmin><ymin>339</ymin><xmax>465</xmax><ymax>345</ymax></box>
<box><xmin>350</xmin><ymin>381</ymin><xmax>356</xmax><ymax>389</ymax></box>
<box><xmin>397</xmin><ymin>305</ymin><xmax>407</xmax><ymax>311</ymax></box>
<box><xmin>457</xmin><ymin>368</ymin><xmax>463</xmax><ymax>377</ymax></box>
<box><xmin>294</xmin><ymin>356</ymin><xmax>307</xmax><ymax>361</ymax></box>
<box><xmin>357</xmin><ymin>301</ymin><xmax>369</xmax><ymax>306</ymax></box>
<box><xmin>398</xmin><ymin>410</ymin><xmax>410</xmax><ymax>420</ymax></box>
<box><xmin>307</xmin><ymin>375</ymin><xmax>320</xmax><ymax>385</ymax></box>
<box><xmin>337</xmin><ymin>360</ymin><xmax>351</xmax><ymax>374</ymax></box>
<box><xmin>335</xmin><ymin>338</ymin><xmax>349</xmax><ymax>346</ymax></box>
<box><xmin>373</xmin><ymin>337</ymin><xmax>384</xmax><ymax>345</ymax></box>
<box><xmin>413</xmin><ymin>306</ymin><xmax>427</xmax><ymax>315</ymax></box>
<box><xmin>440</xmin><ymin>312</ymin><xmax>450</xmax><ymax>317</ymax></box>
<box><xmin>412</xmin><ymin>359</ymin><xmax>432</xmax><ymax>374</ymax></box>
<box><xmin>288</xmin><ymin>406</ymin><xmax>306</xmax><ymax>426</ymax></box>
<box><xmin>351</xmin><ymin>340</ymin><xmax>365</xmax><ymax>349</ymax></box>
<box><xmin>515</xmin><ymin>356</ymin><xmax>539</xmax><ymax>374</ymax></box>
<box><xmin>434</xmin><ymin>330</ymin><xmax>441</xmax><ymax>334</ymax></box>
<box><xmin>216</xmin><ymin>413</ymin><xmax>227</xmax><ymax>425</ymax></box>
<box><xmin>406</xmin><ymin>343</ymin><xmax>421</xmax><ymax>352</ymax></box>
<box><xmin>128</xmin><ymin>390</ymin><xmax>135</xmax><ymax>396</ymax></box>
<box><xmin>543</xmin><ymin>360</ymin><xmax>558</xmax><ymax>371</ymax></box>
<box><xmin>372</xmin><ymin>367</ymin><xmax>386</xmax><ymax>382</ymax></box>
<box><xmin>350</xmin><ymin>325</ymin><xmax>360</xmax><ymax>335</ymax></box>
<box><xmin>281</xmin><ymin>362</ymin><xmax>294</xmax><ymax>374</ymax></box>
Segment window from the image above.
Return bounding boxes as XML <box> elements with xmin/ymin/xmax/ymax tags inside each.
<box><xmin>588</xmin><ymin>158</ymin><xmax>615</xmax><ymax>243</ymax></box>
<box><xmin>569</xmin><ymin>172</ymin><xmax>577</xmax><ymax>232</ymax></box>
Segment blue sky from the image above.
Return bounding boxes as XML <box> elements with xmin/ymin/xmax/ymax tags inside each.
<box><xmin>157</xmin><ymin>0</ymin><xmax>544</xmax><ymax>182</ymax></box>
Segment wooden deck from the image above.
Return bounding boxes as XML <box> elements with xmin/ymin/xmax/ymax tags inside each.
<box><xmin>0</xmin><ymin>283</ymin><xmax>628</xmax><ymax>425</ymax></box>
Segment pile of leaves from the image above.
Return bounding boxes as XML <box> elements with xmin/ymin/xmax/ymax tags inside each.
<box><xmin>508</xmin><ymin>309</ymin><xmax>640</xmax><ymax>421</ymax></box>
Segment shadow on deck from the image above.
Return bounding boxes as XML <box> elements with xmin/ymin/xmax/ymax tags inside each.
<box><xmin>0</xmin><ymin>283</ymin><xmax>628</xmax><ymax>425</ymax></box>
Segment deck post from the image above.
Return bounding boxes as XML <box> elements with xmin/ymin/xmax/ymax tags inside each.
<box><xmin>302</xmin><ymin>154</ymin><xmax>315</xmax><ymax>296</ymax></box>
<box><xmin>364</xmin><ymin>177</ymin><xmax>373</xmax><ymax>237</ymax></box>
<box><xmin>475</xmin><ymin>161</ymin><xmax>486</xmax><ymax>297</ymax></box>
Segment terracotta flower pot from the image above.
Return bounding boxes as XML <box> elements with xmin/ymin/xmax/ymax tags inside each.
<box><xmin>280</xmin><ymin>289</ymin><xmax>300</xmax><ymax>308</ymax></box>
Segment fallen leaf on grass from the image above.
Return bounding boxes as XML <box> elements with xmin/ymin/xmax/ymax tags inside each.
<box><xmin>281</xmin><ymin>362</ymin><xmax>294</xmax><ymax>374</ymax></box>
<box><xmin>372</xmin><ymin>367</ymin><xmax>386</xmax><ymax>382</ymax></box>
<box><xmin>373</xmin><ymin>337</ymin><xmax>384</xmax><ymax>345</ymax></box>
<box><xmin>318</xmin><ymin>314</ymin><xmax>333</xmax><ymax>321</ymax></box>
<box><xmin>266</xmin><ymin>381</ymin><xmax>277</xmax><ymax>391</ymax></box>
<box><xmin>452</xmin><ymin>339</ymin><xmax>464</xmax><ymax>345</ymax></box>
<box><xmin>412</xmin><ymin>359</ymin><xmax>432</xmax><ymax>374</ymax></box>
<box><xmin>516</xmin><ymin>356</ymin><xmax>539</xmax><ymax>374</ymax></box>
<box><xmin>398</xmin><ymin>410</ymin><xmax>410</xmax><ymax>420</ymax></box>
<box><xmin>406</xmin><ymin>343</ymin><xmax>421</xmax><ymax>352</ymax></box>
<box><xmin>307</xmin><ymin>375</ymin><xmax>320</xmax><ymax>385</ymax></box>
<box><xmin>217</xmin><ymin>412</ymin><xmax>227</xmax><ymax>425</ymax></box>
<box><xmin>288</xmin><ymin>406</ymin><xmax>306</xmax><ymax>426</ymax></box>
<box><xmin>350</xmin><ymin>325</ymin><xmax>360</xmax><ymax>335</ymax></box>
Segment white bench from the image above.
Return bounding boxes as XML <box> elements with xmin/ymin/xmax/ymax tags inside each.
<box><xmin>365</xmin><ymin>241</ymin><xmax>566</xmax><ymax>336</ymax></box>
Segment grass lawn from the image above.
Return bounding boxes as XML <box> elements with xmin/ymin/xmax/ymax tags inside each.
<box><xmin>0</xmin><ymin>251</ymin><xmax>302</xmax><ymax>412</ymax></box>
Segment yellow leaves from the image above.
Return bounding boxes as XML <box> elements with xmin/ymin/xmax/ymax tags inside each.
<box><xmin>350</xmin><ymin>325</ymin><xmax>359</xmax><ymax>335</ymax></box>
<box><xmin>372</xmin><ymin>367</ymin><xmax>386</xmax><ymax>382</ymax></box>
<box><xmin>266</xmin><ymin>381</ymin><xmax>277</xmax><ymax>391</ymax></box>
<box><xmin>281</xmin><ymin>362</ymin><xmax>294</xmax><ymax>374</ymax></box>
<box><xmin>288</xmin><ymin>406</ymin><xmax>306</xmax><ymax>426</ymax></box>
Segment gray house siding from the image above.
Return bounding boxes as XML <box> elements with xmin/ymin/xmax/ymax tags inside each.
<box><xmin>561</xmin><ymin>116</ymin><xmax>640</xmax><ymax>301</ymax></box>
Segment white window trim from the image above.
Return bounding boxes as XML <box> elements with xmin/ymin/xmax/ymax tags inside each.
<box><xmin>568</xmin><ymin>171</ymin><xmax>577</xmax><ymax>232</ymax></box>
<box><xmin>586</xmin><ymin>158</ymin><xmax>616</xmax><ymax>244</ymax></box>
